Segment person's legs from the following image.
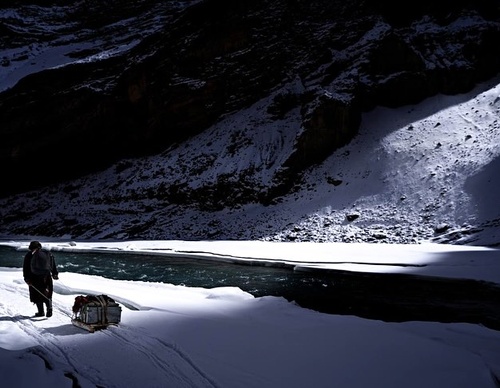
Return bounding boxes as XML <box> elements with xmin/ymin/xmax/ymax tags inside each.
<box><xmin>31</xmin><ymin>275</ymin><xmax>50</xmax><ymax>317</ymax></box>
<box><xmin>46</xmin><ymin>299</ymin><xmax>53</xmax><ymax>317</ymax></box>
<box><xmin>44</xmin><ymin>275</ymin><xmax>53</xmax><ymax>317</ymax></box>
<box><xmin>35</xmin><ymin>302</ymin><xmax>44</xmax><ymax>317</ymax></box>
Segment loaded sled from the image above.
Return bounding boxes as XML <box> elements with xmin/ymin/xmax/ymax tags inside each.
<box><xmin>71</xmin><ymin>294</ymin><xmax>122</xmax><ymax>333</ymax></box>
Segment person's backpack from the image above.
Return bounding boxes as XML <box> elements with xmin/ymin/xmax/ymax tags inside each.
<box><xmin>31</xmin><ymin>250</ymin><xmax>52</xmax><ymax>275</ymax></box>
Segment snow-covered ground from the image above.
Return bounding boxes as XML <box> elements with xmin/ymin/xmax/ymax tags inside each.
<box><xmin>1</xmin><ymin>240</ymin><xmax>500</xmax><ymax>387</ymax></box>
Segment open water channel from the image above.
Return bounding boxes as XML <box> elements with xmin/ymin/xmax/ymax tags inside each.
<box><xmin>1</xmin><ymin>245</ymin><xmax>499</xmax><ymax>330</ymax></box>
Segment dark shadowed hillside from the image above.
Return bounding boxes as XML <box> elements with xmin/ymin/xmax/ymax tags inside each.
<box><xmin>0</xmin><ymin>0</ymin><xmax>499</xmax><ymax>245</ymax></box>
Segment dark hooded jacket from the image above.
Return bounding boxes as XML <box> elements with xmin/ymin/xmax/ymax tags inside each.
<box><xmin>23</xmin><ymin>242</ymin><xmax>59</xmax><ymax>304</ymax></box>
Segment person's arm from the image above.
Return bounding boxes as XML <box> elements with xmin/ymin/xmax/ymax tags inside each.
<box><xmin>23</xmin><ymin>252</ymin><xmax>32</xmax><ymax>283</ymax></box>
<box><xmin>50</xmin><ymin>253</ymin><xmax>59</xmax><ymax>279</ymax></box>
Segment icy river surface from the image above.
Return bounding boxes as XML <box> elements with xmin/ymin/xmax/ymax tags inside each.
<box><xmin>1</xmin><ymin>245</ymin><xmax>499</xmax><ymax>330</ymax></box>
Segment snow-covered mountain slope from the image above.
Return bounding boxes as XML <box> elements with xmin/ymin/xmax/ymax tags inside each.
<box><xmin>2</xmin><ymin>0</ymin><xmax>500</xmax><ymax>198</ymax></box>
<box><xmin>0</xmin><ymin>1</ymin><xmax>204</xmax><ymax>92</ymax></box>
<box><xmin>1</xmin><ymin>75</ymin><xmax>499</xmax><ymax>246</ymax></box>
<box><xmin>1</xmin><ymin>1</ymin><xmax>500</xmax><ymax>246</ymax></box>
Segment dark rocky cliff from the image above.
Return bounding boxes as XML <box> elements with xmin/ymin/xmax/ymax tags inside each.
<box><xmin>1</xmin><ymin>0</ymin><xmax>500</xmax><ymax>200</ymax></box>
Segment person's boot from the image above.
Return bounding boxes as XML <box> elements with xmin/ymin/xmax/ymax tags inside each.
<box><xmin>34</xmin><ymin>302</ymin><xmax>44</xmax><ymax>317</ymax></box>
<box><xmin>46</xmin><ymin>300</ymin><xmax>53</xmax><ymax>318</ymax></box>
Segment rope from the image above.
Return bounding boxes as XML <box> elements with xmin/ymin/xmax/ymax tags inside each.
<box><xmin>29</xmin><ymin>280</ymin><xmax>73</xmax><ymax>319</ymax></box>
<box><xmin>29</xmin><ymin>283</ymin><xmax>51</xmax><ymax>302</ymax></box>
<box><xmin>96</xmin><ymin>295</ymin><xmax>109</xmax><ymax>324</ymax></box>
<box><xmin>29</xmin><ymin>277</ymin><xmax>117</xmax><ymax>322</ymax></box>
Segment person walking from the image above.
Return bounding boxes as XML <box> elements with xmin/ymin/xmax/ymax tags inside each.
<box><xmin>23</xmin><ymin>241</ymin><xmax>59</xmax><ymax>317</ymax></box>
